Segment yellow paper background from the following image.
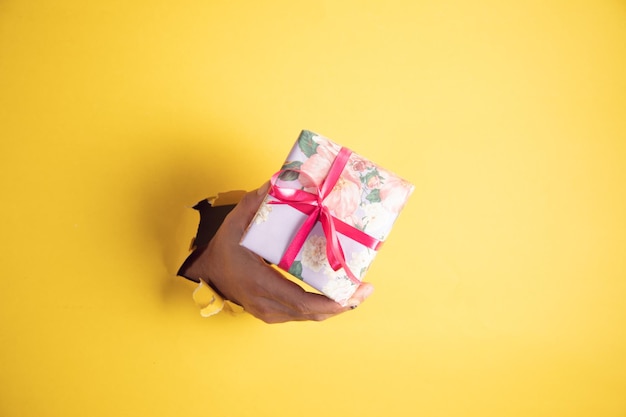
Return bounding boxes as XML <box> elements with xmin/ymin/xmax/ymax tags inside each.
<box><xmin>1</xmin><ymin>1</ymin><xmax>625</xmax><ymax>416</ymax></box>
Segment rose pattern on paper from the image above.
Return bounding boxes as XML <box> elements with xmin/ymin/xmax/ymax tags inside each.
<box><xmin>379</xmin><ymin>175</ymin><xmax>413</xmax><ymax>213</ymax></box>
<box><xmin>347</xmin><ymin>247</ymin><xmax>376</xmax><ymax>279</ymax></box>
<box><xmin>322</xmin><ymin>275</ymin><xmax>357</xmax><ymax>305</ymax></box>
<box><xmin>322</xmin><ymin>174</ymin><xmax>362</xmax><ymax>220</ymax></box>
<box><xmin>301</xmin><ymin>234</ymin><xmax>328</xmax><ymax>272</ymax></box>
<box><xmin>298</xmin><ymin>143</ymin><xmax>338</xmax><ymax>189</ymax></box>
<box><xmin>360</xmin><ymin>202</ymin><xmax>388</xmax><ymax>233</ymax></box>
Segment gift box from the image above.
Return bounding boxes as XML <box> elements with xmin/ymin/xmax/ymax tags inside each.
<box><xmin>240</xmin><ymin>130</ymin><xmax>414</xmax><ymax>305</ymax></box>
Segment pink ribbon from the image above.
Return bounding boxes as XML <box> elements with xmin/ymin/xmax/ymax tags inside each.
<box><xmin>268</xmin><ymin>147</ymin><xmax>382</xmax><ymax>284</ymax></box>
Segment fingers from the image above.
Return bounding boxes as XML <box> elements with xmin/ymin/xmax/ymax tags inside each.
<box><xmin>245</xmin><ymin>292</ymin><xmax>345</xmax><ymax>323</ymax></box>
<box><xmin>250</xmin><ymin>268</ymin><xmax>375</xmax><ymax>322</ymax></box>
<box><xmin>267</xmin><ymin>282</ymin><xmax>346</xmax><ymax>319</ymax></box>
<box><xmin>252</xmin><ymin>287</ymin><xmax>375</xmax><ymax>323</ymax></box>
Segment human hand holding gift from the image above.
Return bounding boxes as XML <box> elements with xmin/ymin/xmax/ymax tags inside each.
<box><xmin>179</xmin><ymin>130</ymin><xmax>412</xmax><ymax>323</ymax></box>
<box><xmin>180</xmin><ymin>182</ymin><xmax>375</xmax><ymax>323</ymax></box>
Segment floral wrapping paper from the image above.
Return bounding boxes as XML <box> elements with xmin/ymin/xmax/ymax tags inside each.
<box><xmin>240</xmin><ymin>130</ymin><xmax>414</xmax><ymax>305</ymax></box>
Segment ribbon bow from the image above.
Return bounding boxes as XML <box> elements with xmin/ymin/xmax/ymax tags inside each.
<box><xmin>268</xmin><ymin>147</ymin><xmax>382</xmax><ymax>284</ymax></box>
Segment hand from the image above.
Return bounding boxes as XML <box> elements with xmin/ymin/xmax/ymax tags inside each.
<box><xmin>183</xmin><ymin>182</ymin><xmax>375</xmax><ymax>323</ymax></box>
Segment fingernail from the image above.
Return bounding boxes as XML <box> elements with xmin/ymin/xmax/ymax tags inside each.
<box><xmin>347</xmin><ymin>298</ymin><xmax>360</xmax><ymax>309</ymax></box>
<box><xmin>257</xmin><ymin>181</ymin><xmax>270</xmax><ymax>195</ymax></box>
<box><xmin>362</xmin><ymin>284</ymin><xmax>374</xmax><ymax>299</ymax></box>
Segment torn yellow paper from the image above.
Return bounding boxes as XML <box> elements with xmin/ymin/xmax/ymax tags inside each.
<box><xmin>192</xmin><ymin>279</ymin><xmax>245</xmax><ymax>317</ymax></box>
<box><xmin>209</xmin><ymin>190</ymin><xmax>246</xmax><ymax>207</ymax></box>
<box><xmin>192</xmin><ymin>280</ymin><xmax>225</xmax><ymax>317</ymax></box>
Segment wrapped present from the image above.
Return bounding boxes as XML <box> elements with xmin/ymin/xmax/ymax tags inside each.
<box><xmin>240</xmin><ymin>130</ymin><xmax>414</xmax><ymax>305</ymax></box>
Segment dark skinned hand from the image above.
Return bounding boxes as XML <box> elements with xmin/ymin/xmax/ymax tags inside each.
<box><xmin>183</xmin><ymin>182</ymin><xmax>375</xmax><ymax>323</ymax></box>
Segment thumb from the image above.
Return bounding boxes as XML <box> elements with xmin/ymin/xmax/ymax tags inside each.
<box><xmin>230</xmin><ymin>181</ymin><xmax>270</xmax><ymax>228</ymax></box>
<box><xmin>255</xmin><ymin>180</ymin><xmax>271</xmax><ymax>197</ymax></box>
<box><xmin>248</xmin><ymin>181</ymin><xmax>270</xmax><ymax>209</ymax></box>
<box><xmin>345</xmin><ymin>282</ymin><xmax>375</xmax><ymax>309</ymax></box>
